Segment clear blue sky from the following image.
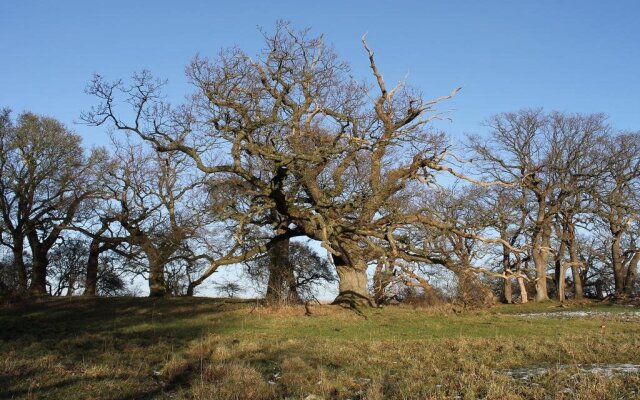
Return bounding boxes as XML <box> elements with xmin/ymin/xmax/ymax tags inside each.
<box><xmin>2</xmin><ymin>0</ymin><xmax>639</xmax><ymax>145</ymax></box>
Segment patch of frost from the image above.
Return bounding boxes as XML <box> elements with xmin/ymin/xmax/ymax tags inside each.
<box><xmin>504</xmin><ymin>364</ymin><xmax>640</xmax><ymax>380</ymax></box>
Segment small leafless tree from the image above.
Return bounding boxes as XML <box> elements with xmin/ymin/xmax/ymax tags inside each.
<box><xmin>215</xmin><ymin>281</ymin><xmax>244</xmax><ymax>298</ymax></box>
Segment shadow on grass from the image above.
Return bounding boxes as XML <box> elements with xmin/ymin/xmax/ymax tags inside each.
<box><xmin>0</xmin><ymin>297</ymin><xmax>245</xmax><ymax>341</ymax></box>
<box><xmin>0</xmin><ymin>297</ymin><xmax>254</xmax><ymax>399</ymax></box>
<box><xmin>1</xmin><ymin>374</ymin><xmax>123</xmax><ymax>399</ymax></box>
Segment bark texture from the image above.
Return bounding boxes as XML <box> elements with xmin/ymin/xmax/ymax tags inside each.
<box><xmin>332</xmin><ymin>255</ymin><xmax>372</xmax><ymax>307</ymax></box>
<box><xmin>265</xmin><ymin>236</ymin><xmax>300</xmax><ymax>305</ymax></box>
<box><xmin>83</xmin><ymin>238</ymin><xmax>101</xmax><ymax>296</ymax></box>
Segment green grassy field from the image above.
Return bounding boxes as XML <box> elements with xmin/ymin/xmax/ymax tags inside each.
<box><xmin>1</xmin><ymin>298</ymin><xmax>639</xmax><ymax>399</ymax></box>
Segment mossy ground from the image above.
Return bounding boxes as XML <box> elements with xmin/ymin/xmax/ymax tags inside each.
<box><xmin>1</xmin><ymin>297</ymin><xmax>639</xmax><ymax>399</ymax></box>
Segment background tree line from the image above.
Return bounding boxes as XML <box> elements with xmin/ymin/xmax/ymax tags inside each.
<box><xmin>1</xmin><ymin>23</ymin><xmax>638</xmax><ymax>307</ymax></box>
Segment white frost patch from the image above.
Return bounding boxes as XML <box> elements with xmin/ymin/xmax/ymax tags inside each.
<box><xmin>504</xmin><ymin>364</ymin><xmax>640</xmax><ymax>380</ymax></box>
<box><xmin>510</xmin><ymin>310</ymin><xmax>640</xmax><ymax>319</ymax></box>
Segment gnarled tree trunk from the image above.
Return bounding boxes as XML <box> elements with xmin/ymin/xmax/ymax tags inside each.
<box><xmin>147</xmin><ymin>250</ymin><xmax>167</xmax><ymax>297</ymax></box>
<box><xmin>566</xmin><ymin>225</ymin><xmax>584</xmax><ymax>300</ymax></box>
<box><xmin>29</xmin><ymin>247</ymin><xmax>48</xmax><ymax>296</ymax></box>
<box><xmin>332</xmin><ymin>253</ymin><xmax>372</xmax><ymax>307</ymax></box>
<box><xmin>517</xmin><ymin>277</ymin><xmax>528</xmax><ymax>303</ymax></box>
<box><xmin>502</xmin><ymin>278</ymin><xmax>513</xmax><ymax>304</ymax></box>
<box><xmin>570</xmin><ymin>264</ymin><xmax>583</xmax><ymax>300</ymax></box>
<box><xmin>12</xmin><ymin>236</ymin><xmax>28</xmax><ymax>292</ymax></box>
<box><xmin>533</xmin><ymin>226</ymin><xmax>551</xmax><ymax>301</ymax></box>
<box><xmin>265</xmin><ymin>236</ymin><xmax>300</xmax><ymax>305</ymax></box>
<box><xmin>83</xmin><ymin>238</ymin><xmax>101</xmax><ymax>296</ymax></box>
<box><xmin>624</xmin><ymin>246</ymin><xmax>639</xmax><ymax>297</ymax></box>
<box><xmin>554</xmin><ymin>229</ymin><xmax>567</xmax><ymax>302</ymax></box>
<box><xmin>517</xmin><ymin>259</ymin><xmax>529</xmax><ymax>303</ymax></box>
<box><xmin>501</xmin><ymin>246</ymin><xmax>513</xmax><ymax>304</ymax></box>
<box><xmin>611</xmin><ymin>232</ymin><xmax>626</xmax><ymax>297</ymax></box>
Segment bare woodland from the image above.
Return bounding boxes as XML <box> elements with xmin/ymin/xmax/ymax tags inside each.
<box><xmin>1</xmin><ymin>23</ymin><xmax>639</xmax><ymax>307</ymax></box>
